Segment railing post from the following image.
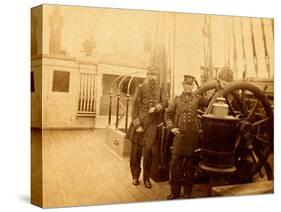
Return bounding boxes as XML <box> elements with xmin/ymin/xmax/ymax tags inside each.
<box><xmin>115</xmin><ymin>90</ymin><xmax>120</xmax><ymax>129</ymax></box>
<box><xmin>125</xmin><ymin>93</ymin><xmax>130</xmax><ymax>132</ymax></box>
<box><xmin>108</xmin><ymin>88</ymin><xmax>113</xmax><ymax>125</ymax></box>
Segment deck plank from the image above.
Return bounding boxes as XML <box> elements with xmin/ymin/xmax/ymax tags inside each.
<box><xmin>41</xmin><ymin>129</ymin><xmax>207</xmax><ymax>208</ymax></box>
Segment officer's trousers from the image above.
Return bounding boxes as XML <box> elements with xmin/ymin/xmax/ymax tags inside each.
<box><xmin>130</xmin><ymin>142</ymin><xmax>153</xmax><ymax>181</ymax></box>
<box><xmin>170</xmin><ymin>154</ymin><xmax>197</xmax><ymax>196</ymax></box>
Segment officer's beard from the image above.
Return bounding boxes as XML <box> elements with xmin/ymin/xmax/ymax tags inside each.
<box><xmin>184</xmin><ymin>87</ymin><xmax>192</xmax><ymax>94</ymax></box>
<box><xmin>148</xmin><ymin>79</ymin><xmax>156</xmax><ymax>85</ymax></box>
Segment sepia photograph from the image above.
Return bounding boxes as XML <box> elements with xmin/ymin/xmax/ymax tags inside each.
<box><xmin>31</xmin><ymin>4</ymin><xmax>274</xmax><ymax>208</ymax></box>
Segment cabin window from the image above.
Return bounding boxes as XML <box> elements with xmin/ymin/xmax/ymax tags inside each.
<box><xmin>31</xmin><ymin>71</ymin><xmax>35</xmax><ymax>92</ymax></box>
<box><xmin>52</xmin><ymin>70</ymin><xmax>70</xmax><ymax>92</ymax></box>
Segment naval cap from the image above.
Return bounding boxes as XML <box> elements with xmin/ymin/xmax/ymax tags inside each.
<box><xmin>147</xmin><ymin>66</ymin><xmax>159</xmax><ymax>75</ymax></box>
<box><xmin>183</xmin><ymin>75</ymin><xmax>195</xmax><ymax>85</ymax></box>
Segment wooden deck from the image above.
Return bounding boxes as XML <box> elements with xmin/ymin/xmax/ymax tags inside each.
<box><xmin>35</xmin><ymin>129</ymin><xmax>208</xmax><ymax>208</ymax></box>
<box><xmin>211</xmin><ymin>181</ymin><xmax>273</xmax><ymax>196</ymax></box>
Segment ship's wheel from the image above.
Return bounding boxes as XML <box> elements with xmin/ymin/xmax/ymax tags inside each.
<box><xmin>205</xmin><ymin>81</ymin><xmax>273</xmax><ymax>182</ymax></box>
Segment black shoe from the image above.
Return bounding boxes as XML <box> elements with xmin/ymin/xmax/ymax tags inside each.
<box><xmin>183</xmin><ymin>187</ymin><xmax>192</xmax><ymax>198</ymax></box>
<box><xmin>183</xmin><ymin>193</ymin><xmax>191</xmax><ymax>199</ymax></box>
<box><xmin>144</xmin><ymin>180</ymin><xmax>152</xmax><ymax>188</ymax></box>
<box><xmin>167</xmin><ymin>193</ymin><xmax>179</xmax><ymax>200</ymax></box>
<box><xmin>132</xmin><ymin>179</ymin><xmax>139</xmax><ymax>185</ymax></box>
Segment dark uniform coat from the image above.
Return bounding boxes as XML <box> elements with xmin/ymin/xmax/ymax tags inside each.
<box><xmin>126</xmin><ymin>81</ymin><xmax>167</xmax><ymax>148</ymax></box>
<box><xmin>165</xmin><ymin>92</ymin><xmax>208</xmax><ymax>155</ymax></box>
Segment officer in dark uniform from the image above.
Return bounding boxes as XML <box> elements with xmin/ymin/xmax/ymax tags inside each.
<box><xmin>165</xmin><ymin>75</ymin><xmax>208</xmax><ymax>199</ymax></box>
<box><xmin>126</xmin><ymin>67</ymin><xmax>167</xmax><ymax>189</ymax></box>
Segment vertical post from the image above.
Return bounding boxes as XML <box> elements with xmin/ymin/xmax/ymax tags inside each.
<box><xmin>240</xmin><ymin>18</ymin><xmax>247</xmax><ymax>79</ymax></box>
<box><xmin>86</xmin><ymin>74</ymin><xmax>90</xmax><ymax>112</ymax></box>
<box><xmin>261</xmin><ymin>18</ymin><xmax>271</xmax><ymax>78</ymax></box>
<box><xmin>224</xmin><ymin>18</ymin><xmax>227</xmax><ymax>66</ymax></box>
<box><xmin>108</xmin><ymin>88</ymin><xmax>113</xmax><ymax>125</ymax></box>
<box><xmin>227</xmin><ymin>17</ymin><xmax>231</xmax><ymax>67</ymax></box>
<box><xmin>172</xmin><ymin>13</ymin><xmax>176</xmax><ymax>99</ymax></box>
<box><xmin>115</xmin><ymin>90</ymin><xmax>120</xmax><ymax>129</ymax></box>
<box><xmin>125</xmin><ymin>93</ymin><xmax>130</xmax><ymax>132</ymax></box>
<box><xmin>202</xmin><ymin>15</ymin><xmax>208</xmax><ymax>82</ymax></box>
<box><xmin>232</xmin><ymin>17</ymin><xmax>238</xmax><ymax>79</ymax></box>
<box><xmin>82</xmin><ymin>74</ymin><xmax>86</xmax><ymax>111</ymax></box>
<box><xmin>82</xmin><ymin>74</ymin><xmax>87</xmax><ymax>111</ymax></box>
<box><xmin>89</xmin><ymin>75</ymin><xmax>94</xmax><ymax>112</ymax></box>
<box><xmin>208</xmin><ymin>16</ymin><xmax>213</xmax><ymax>80</ymax></box>
<box><xmin>78</xmin><ymin>73</ymin><xmax>83</xmax><ymax>112</ymax></box>
<box><xmin>126</xmin><ymin>75</ymin><xmax>136</xmax><ymax>132</ymax></box>
<box><xmin>250</xmin><ymin>18</ymin><xmax>258</xmax><ymax>78</ymax></box>
<box><xmin>271</xmin><ymin>19</ymin><xmax>274</xmax><ymax>40</ymax></box>
<box><xmin>94</xmin><ymin>71</ymin><xmax>102</xmax><ymax>116</ymax></box>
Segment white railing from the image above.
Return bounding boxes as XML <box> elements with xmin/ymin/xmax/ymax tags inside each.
<box><xmin>77</xmin><ymin>73</ymin><xmax>96</xmax><ymax>116</ymax></box>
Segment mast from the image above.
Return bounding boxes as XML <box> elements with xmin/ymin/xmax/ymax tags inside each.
<box><xmin>227</xmin><ymin>17</ymin><xmax>231</xmax><ymax>67</ymax></box>
<box><xmin>171</xmin><ymin>13</ymin><xmax>176</xmax><ymax>99</ymax></box>
<box><xmin>240</xmin><ymin>17</ymin><xmax>247</xmax><ymax>79</ymax></box>
<box><xmin>208</xmin><ymin>16</ymin><xmax>213</xmax><ymax>80</ymax></box>
<box><xmin>250</xmin><ymin>18</ymin><xmax>258</xmax><ymax>78</ymax></box>
<box><xmin>203</xmin><ymin>15</ymin><xmax>209</xmax><ymax>69</ymax></box>
<box><xmin>232</xmin><ymin>17</ymin><xmax>238</xmax><ymax>79</ymax></box>
<box><xmin>271</xmin><ymin>19</ymin><xmax>274</xmax><ymax>40</ymax></box>
<box><xmin>261</xmin><ymin>18</ymin><xmax>271</xmax><ymax>78</ymax></box>
<box><xmin>224</xmin><ymin>18</ymin><xmax>227</xmax><ymax>66</ymax></box>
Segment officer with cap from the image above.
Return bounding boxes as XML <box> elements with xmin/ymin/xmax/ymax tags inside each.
<box><xmin>126</xmin><ymin>66</ymin><xmax>168</xmax><ymax>189</ymax></box>
<box><xmin>165</xmin><ymin>75</ymin><xmax>208</xmax><ymax>199</ymax></box>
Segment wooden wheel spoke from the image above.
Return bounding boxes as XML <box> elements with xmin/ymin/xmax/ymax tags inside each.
<box><xmin>241</xmin><ymin>89</ymin><xmax>246</xmax><ymax>105</ymax></box>
<box><xmin>232</xmin><ymin>91</ymin><xmax>248</xmax><ymax>116</ymax></box>
<box><xmin>246</xmin><ymin>99</ymin><xmax>259</xmax><ymax>119</ymax></box>
<box><xmin>252</xmin><ymin>146</ymin><xmax>273</xmax><ymax>180</ymax></box>
<box><xmin>252</xmin><ymin>117</ymin><xmax>269</xmax><ymax>127</ymax></box>
<box><xmin>255</xmin><ymin>135</ymin><xmax>270</xmax><ymax>146</ymax></box>
<box><xmin>240</xmin><ymin>90</ymin><xmax>251</xmax><ymax>116</ymax></box>
<box><xmin>225</xmin><ymin>94</ymin><xmax>236</xmax><ymax>116</ymax></box>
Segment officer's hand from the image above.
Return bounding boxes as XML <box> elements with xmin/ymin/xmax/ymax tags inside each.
<box><xmin>136</xmin><ymin>126</ymin><xmax>144</xmax><ymax>133</ymax></box>
<box><xmin>171</xmin><ymin>128</ymin><xmax>180</xmax><ymax>135</ymax></box>
<box><xmin>149</xmin><ymin>107</ymin><xmax>156</xmax><ymax>113</ymax></box>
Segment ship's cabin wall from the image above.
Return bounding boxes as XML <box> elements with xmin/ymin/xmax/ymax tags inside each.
<box><xmin>31</xmin><ymin>55</ymin><xmax>146</xmax><ymax>129</ymax></box>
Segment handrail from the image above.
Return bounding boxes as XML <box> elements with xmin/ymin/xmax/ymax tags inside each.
<box><xmin>108</xmin><ymin>70</ymin><xmax>145</xmax><ymax>131</ymax></box>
